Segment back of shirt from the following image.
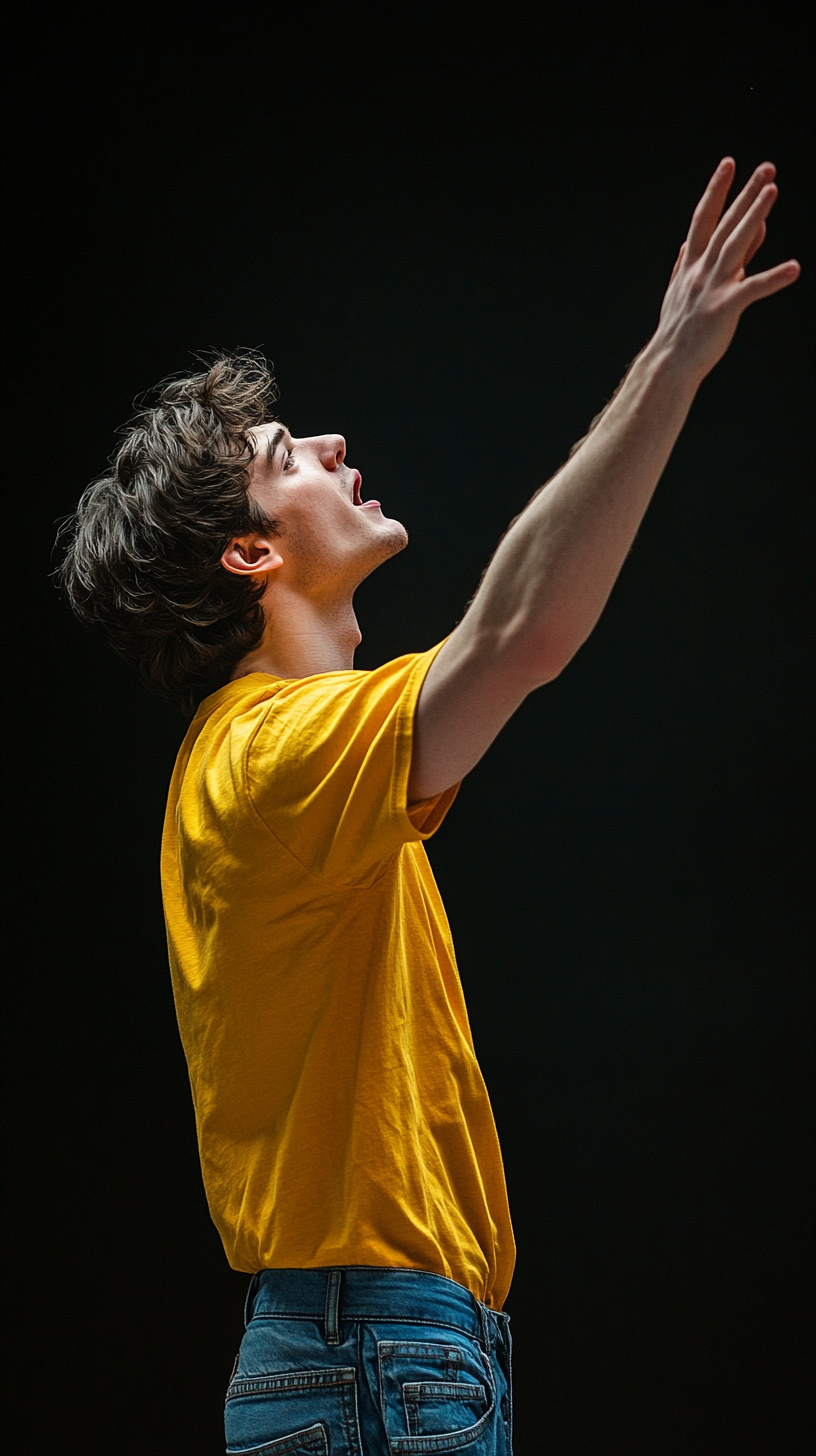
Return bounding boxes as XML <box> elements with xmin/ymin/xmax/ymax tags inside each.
<box><xmin>161</xmin><ymin>643</ymin><xmax>515</xmax><ymax>1309</ymax></box>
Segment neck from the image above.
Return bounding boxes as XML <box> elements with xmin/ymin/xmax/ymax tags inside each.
<box><xmin>230</xmin><ymin>583</ymin><xmax>362</xmax><ymax>681</ymax></box>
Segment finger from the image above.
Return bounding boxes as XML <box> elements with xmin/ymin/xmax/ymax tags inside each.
<box><xmin>737</xmin><ymin>259</ymin><xmax>801</xmax><ymax>306</ymax></box>
<box><xmin>743</xmin><ymin>219</ymin><xmax>767</xmax><ymax>270</ymax></box>
<box><xmin>717</xmin><ymin>184</ymin><xmax>778</xmax><ymax>277</ymax></box>
<box><xmin>706</xmin><ymin>161</ymin><xmax>776</xmax><ymax>261</ymax></box>
<box><xmin>686</xmin><ymin>158</ymin><xmax>736</xmax><ymax>261</ymax></box>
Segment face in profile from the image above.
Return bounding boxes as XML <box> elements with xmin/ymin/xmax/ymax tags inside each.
<box><xmin>223</xmin><ymin>423</ymin><xmax>408</xmax><ymax>595</ymax></box>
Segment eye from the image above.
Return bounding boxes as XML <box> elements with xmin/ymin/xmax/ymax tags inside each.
<box><xmin>282</xmin><ymin>447</ymin><xmax>296</xmax><ymax>472</ymax></box>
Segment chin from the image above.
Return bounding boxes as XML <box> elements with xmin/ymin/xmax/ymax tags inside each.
<box><xmin>379</xmin><ymin>518</ymin><xmax>409</xmax><ymax>555</ymax></box>
<box><xmin>356</xmin><ymin>521</ymin><xmax>407</xmax><ymax>585</ymax></box>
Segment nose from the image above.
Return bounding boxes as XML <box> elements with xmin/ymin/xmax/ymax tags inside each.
<box><xmin>316</xmin><ymin>434</ymin><xmax>346</xmax><ymax>470</ymax></box>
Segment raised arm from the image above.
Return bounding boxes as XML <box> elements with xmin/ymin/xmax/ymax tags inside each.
<box><xmin>408</xmin><ymin>158</ymin><xmax>800</xmax><ymax>802</ymax></box>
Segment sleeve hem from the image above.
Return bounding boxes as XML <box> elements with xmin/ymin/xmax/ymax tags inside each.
<box><xmin>393</xmin><ymin>640</ymin><xmax>461</xmax><ymax>841</ymax></box>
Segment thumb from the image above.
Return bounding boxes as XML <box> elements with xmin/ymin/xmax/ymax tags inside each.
<box><xmin>668</xmin><ymin>241</ymin><xmax>686</xmax><ymax>285</ymax></box>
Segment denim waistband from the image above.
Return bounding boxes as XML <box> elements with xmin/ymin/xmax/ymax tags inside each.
<box><xmin>245</xmin><ymin>1266</ymin><xmax>503</xmax><ymax>1346</ymax></box>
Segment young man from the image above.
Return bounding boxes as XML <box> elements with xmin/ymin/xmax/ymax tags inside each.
<box><xmin>61</xmin><ymin>160</ymin><xmax>797</xmax><ymax>1454</ymax></box>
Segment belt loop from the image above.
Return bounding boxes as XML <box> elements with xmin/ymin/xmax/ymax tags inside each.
<box><xmin>478</xmin><ymin>1299</ymin><xmax>496</xmax><ymax>1351</ymax></box>
<box><xmin>324</xmin><ymin>1268</ymin><xmax>342</xmax><ymax>1345</ymax></box>
<box><xmin>244</xmin><ymin>1272</ymin><xmax>261</xmax><ymax>1330</ymax></box>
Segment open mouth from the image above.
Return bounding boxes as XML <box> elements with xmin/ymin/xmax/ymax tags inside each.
<box><xmin>349</xmin><ymin>468</ymin><xmax>379</xmax><ymax>510</ymax></box>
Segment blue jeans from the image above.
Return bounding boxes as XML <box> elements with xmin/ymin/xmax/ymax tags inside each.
<box><xmin>225</xmin><ymin>1266</ymin><xmax>513</xmax><ymax>1454</ymax></box>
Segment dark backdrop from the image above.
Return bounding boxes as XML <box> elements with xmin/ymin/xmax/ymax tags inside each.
<box><xmin>3</xmin><ymin>4</ymin><xmax>812</xmax><ymax>1452</ymax></box>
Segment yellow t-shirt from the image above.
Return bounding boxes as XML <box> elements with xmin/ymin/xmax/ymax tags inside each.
<box><xmin>161</xmin><ymin>643</ymin><xmax>515</xmax><ymax>1309</ymax></box>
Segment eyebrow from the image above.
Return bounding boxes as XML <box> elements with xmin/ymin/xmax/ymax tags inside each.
<box><xmin>265</xmin><ymin>426</ymin><xmax>286</xmax><ymax>469</ymax></box>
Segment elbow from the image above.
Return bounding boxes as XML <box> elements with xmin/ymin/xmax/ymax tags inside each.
<box><xmin>463</xmin><ymin>610</ymin><xmax>583</xmax><ymax>693</ymax></box>
<box><xmin>526</xmin><ymin>652</ymin><xmax>571</xmax><ymax>689</ymax></box>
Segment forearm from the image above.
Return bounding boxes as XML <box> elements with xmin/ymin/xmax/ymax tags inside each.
<box><xmin>464</xmin><ymin>336</ymin><xmax>697</xmax><ymax>686</ymax></box>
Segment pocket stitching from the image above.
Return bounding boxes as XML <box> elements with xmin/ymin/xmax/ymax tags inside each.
<box><xmin>225</xmin><ymin>1419</ymin><xmax>328</xmax><ymax>1455</ymax></box>
<box><xmin>403</xmin><ymin>1384</ymin><xmax>486</xmax><ymax>1400</ymax></box>
<box><xmin>377</xmin><ymin>1341</ymin><xmax>496</xmax><ymax>1454</ymax></box>
<box><xmin>227</xmin><ymin>1366</ymin><xmax>357</xmax><ymax>1400</ymax></box>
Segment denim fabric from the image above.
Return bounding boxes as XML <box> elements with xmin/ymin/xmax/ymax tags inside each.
<box><xmin>225</xmin><ymin>1266</ymin><xmax>512</xmax><ymax>1455</ymax></box>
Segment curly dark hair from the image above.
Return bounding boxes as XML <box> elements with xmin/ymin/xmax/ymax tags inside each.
<box><xmin>58</xmin><ymin>352</ymin><xmax>280</xmax><ymax>714</ymax></box>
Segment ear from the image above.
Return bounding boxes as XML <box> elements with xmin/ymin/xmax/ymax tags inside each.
<box><xmin>221</xmin><ymin>534</ymin><xmax>284</xmax><ymax>578</ymax></box>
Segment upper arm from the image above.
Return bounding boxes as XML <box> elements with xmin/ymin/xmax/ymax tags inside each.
<box><xmin>407</xmin><ymin>623</ymin><xmax>541</xmax><ymax>803</ymax></box>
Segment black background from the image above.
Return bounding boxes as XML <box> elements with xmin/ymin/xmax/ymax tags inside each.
<box><xmin>3</xmin><ymin>3</ymin><xmax>812</xmax><ymax>1452</ymax></box>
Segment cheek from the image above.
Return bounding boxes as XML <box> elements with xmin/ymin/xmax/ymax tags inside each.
<box><xmin>286</xmin><ymin>496</ymin><xmax>354</xmax><ymax>557</ymax></box>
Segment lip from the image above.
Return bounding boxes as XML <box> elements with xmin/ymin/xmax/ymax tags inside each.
<box><xmin>351</xmin><ymin>470</ymin><xmax>363</xmax><ymax>506</ymax></box>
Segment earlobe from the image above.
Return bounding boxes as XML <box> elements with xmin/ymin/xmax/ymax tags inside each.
<box><xmin>220</xmin><ymin>537</ymin><xmax>284</xmax><ymax>577</ymax></box>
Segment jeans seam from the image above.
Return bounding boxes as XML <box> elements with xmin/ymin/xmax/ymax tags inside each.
<box><xmin>340</xmin><ymin>1376</ymin><xmax>363</xmax><ymax>1456</ymax></box>
<box><xmin>249</xmin><ymin>1311</ymin><xmax>485</xmax><ymax>1343</ymax></box>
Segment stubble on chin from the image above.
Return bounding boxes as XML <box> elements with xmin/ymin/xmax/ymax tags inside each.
<box><xmin>352</xmin><ymin>519</ymin><xmax>408</xmax><ymax>589</ymax></box>
<box><xmin>379</xmin><ymin>516</ymin><xmax>409</xmax><ymax>559</ymax></box>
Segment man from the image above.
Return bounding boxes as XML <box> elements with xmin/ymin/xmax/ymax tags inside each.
<box><xmin>61</xmin><ymin>160</ymin><xmax>797</xmax><ymax>1454</ymax></box>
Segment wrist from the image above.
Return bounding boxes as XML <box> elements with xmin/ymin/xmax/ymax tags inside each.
<box><xmin>630</xmin><ymin>332</ymin><xmax>703</xmax><ymax>406</ymax></box>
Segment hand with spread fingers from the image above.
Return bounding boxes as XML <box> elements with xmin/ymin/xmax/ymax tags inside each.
<box><xmin>655</xmin><ymin>158</ymin><xmax>800</xmax><ymax>383</ymax></box>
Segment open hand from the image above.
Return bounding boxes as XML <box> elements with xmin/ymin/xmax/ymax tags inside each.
<box><xmin>655</xmin><ymin>159</ymin><xmax>800</xmax><ymax>384</ymax></box>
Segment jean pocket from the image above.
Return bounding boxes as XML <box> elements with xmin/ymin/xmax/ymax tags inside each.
<box><xmin>226</xmin><ymin>1426</ymin><xmax>327</xmax><ymax>1455</ymax></box>
<box><xmin>377</xmin><ymin>1339</ymin><xmax>494</xmax><ymax>1453</ymax></box>
<box><xmin>225</xmin><ymin>1367</ymin><xmax>357</xmax><ymax>1455</ymax></box>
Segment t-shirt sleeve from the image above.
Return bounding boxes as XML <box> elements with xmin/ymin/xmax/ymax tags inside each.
<box><xmin>245</xmin><ymin>642</ymin><xmax>459</xmax><ymax>884</ymax></box>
